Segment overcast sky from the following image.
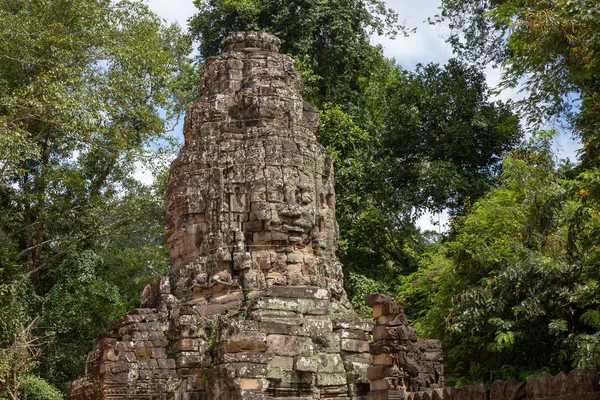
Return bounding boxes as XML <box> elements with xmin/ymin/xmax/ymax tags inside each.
<box><xmin>143</xmin><ymin>0</ymin><xmax>581</xmax><ymax>231</ymax></box>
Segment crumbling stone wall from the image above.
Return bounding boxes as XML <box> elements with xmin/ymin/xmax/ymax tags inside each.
<box><xmin>68</xmin><ymin>31</ymin><xmax>372</xmax><ymax>400</ymax></box>
<box><xmin>365</xmin><ymin>294</ymin><xmax>443</xmax><ymax>400</ymax></box>
<box><xmin>416</xmin><ymin>368</ymin><xmax>600</xmax><ymax>400</ymax></box>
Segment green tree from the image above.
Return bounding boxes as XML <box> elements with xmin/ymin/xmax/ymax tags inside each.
<box><xmin>436</xmin><ymin>0</ymin><xmax>600</xmax><ymax>163</ymax></box>
<box><xmin>318</xmin><ymin>59</ymin><xmax>523</xmax><ymax>308</ymax></box>
<box><xmin>404</xmin><ymin>137</ymin><xmax>600</xmax><ymax>383</ymax></box>
<box><xmin>0</xmin><ymin>0</ymin><xmax>192</xmax><ymax>288</ymax></box>
<box><xmin>317</xmin><ymin>104</ymin><xmax>409</xmax><ymax>308</ymax></box>
<box><xmin>189</xmin><ymin>0</ymin><xmax>403</xmax><ymax>108</ymax></box>
<box><xmin>0</xmin><ymin>0</ymin><xmax>193</xmax><ymax>391</ymax></box>
<box><xmin>380</xmin><ymin>59</ymin><xmax>522</xmax><ymax>215</ymax></box>
<box><xmin>427</xmin><ymin>0</ymin><xmax>600</xmax><ymax>380</ymax></box>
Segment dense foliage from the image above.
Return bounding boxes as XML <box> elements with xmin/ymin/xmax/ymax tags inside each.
<box><xmin>436</xmin><ymin>0</ymin><xmax>600</xmax><ymax>163</ymax></box>
<box><xmin>378</xmin><ymin>59</ymin><xmax>521</xmax><ymax>216</ymax></box>
<box><xmin>0</xmin><ymin>0</ymin><xmax>193</xmax><ymax>397</ymax></box>
<box><xmin>399</xmin><ymin>0</ymin><xmax>600</xmax><ymax>384</ymax></box>
<box><xmin>399</xmin><ymin>137</ymin><xmax>600</xmax><ymax>383</ymax></box>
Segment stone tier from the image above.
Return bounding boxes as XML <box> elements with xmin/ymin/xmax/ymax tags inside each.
<box><xmin>69</xmin><ymin>280</ymin><xmax>373</xmax><ymax>400</ymax></box>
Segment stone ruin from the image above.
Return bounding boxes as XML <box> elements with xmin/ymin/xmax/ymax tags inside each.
<box><xmin>365</xmin><ymin>294</ymin><xmax>443</xmax><ymax>400</ymax></box>
<box><xmin>432</xmin><ymin>369</ymin><xmax>600</xmax><ymax>400</ymax></box>
<box><xmin>68</xmin><ymin>31</ymin><xmax>373</xmax><ymax>400</ymax></box>
<box><xmin>67</xmin><ymin>31</ymin><xmax>600</xmax><ymax>400</ymax></box>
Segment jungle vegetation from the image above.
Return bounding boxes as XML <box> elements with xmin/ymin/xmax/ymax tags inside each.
<box><xmin>1</xmin><ymin>0</ymin><xmax>599</xmax><ymax>397</ymax></box>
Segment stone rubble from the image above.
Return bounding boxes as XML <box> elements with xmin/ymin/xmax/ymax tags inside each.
<box><xmin>438</xmin><ymin>368</ymin><xmax>600</xmax><ymax>400</ymax></box>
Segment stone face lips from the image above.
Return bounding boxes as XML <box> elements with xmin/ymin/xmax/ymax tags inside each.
<box><xmin>68</xmin><ymin>31</ymin><xmax>372</xmax><ymax>400</ymax></box>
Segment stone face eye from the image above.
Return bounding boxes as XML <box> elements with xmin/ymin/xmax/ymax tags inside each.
<box><xmin>295</xmin><ymin>188</ymin><xmax>302</xmax><ymax>204</ymax></box>
<box><xmin>302</xmin><ymin>193</ymin><xmax>312</xmax><ymax>205</ymax></box>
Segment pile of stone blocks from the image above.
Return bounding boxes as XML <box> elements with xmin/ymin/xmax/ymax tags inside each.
<box><xmin>366</xmin><ymin>294</ymin><xmax>444</xmax><ymax>400</ymax></box>
<box><xmin>208</xmin><ymin>287</ymin><xmax>373</xmax><ymax>399</ymax></box>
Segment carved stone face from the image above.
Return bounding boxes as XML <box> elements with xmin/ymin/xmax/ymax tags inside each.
<box><xmin>245</xmin><ymin>163</ymin><xmax>335</xmax><ymax>247</ymax></box>
<box><xmin>165</xmin><ymin>138</ymin><xmax>341</xmax><ymax>298</ymax></box>
<box><xmin>164</xmin><ymin>31</ymin><xmax>342</xmax><ymax>300</ymax></box>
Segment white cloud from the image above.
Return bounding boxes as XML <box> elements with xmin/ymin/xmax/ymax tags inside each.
<box><xmin>371</xmin><ymin>0</ymin><xmax>452</xmax><ymax>68</ymax></box>
<box><xmin>146</xmin><ymin>0</ymin><xmax>196</xmax><ymax>28</ymax></box>
<box><xmin>132</xmin><ymin>161</ymin><xmax>155</xmax><ymax>186</ymax></box>
<box><xmin>417</xmin><ymin>210</ymin><xmax>450</xmax><ymax>234</ymax></box>
<box><xmin>554</xmin><ymin>130</ymin><xmax>582</xmax><ymax>162</ymax></box>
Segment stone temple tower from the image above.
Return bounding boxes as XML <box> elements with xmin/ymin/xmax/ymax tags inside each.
<box><xmin>68</xmin><ymin>31</ymin><xmax>373</xmax><ymax>400</ymax></box>
<box><xmin>166</xmin><ymin>31</ymin><xmax>345</xmax><ymax>303</ymax></box>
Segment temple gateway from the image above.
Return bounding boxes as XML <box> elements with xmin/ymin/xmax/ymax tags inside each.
<box><xmin>68</xmin><ymin>31</ymin><xmax>443</xmax><ymax>400</ymax></box>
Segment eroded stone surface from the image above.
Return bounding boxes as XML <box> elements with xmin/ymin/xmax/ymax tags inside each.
<box><xmin>436</xmin><ymin>369</ymin><xmax>600</xmax><ymax>400</ymax></box>
<box><xmin>366</xmin><ymin>294</ymin><xmax>444</xmax><ymax>400</ymax></box>
<box><xmin>165</xmin><ymin>31</ymin><xmax>343</xmax><ymax>303</ymax></box>
<box><xmin>68</xmin><ymin>31</ymin><xmax>371</xmax><ymax>400</ymax></box>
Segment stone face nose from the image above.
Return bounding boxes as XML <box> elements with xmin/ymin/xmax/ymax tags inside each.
<box><xmin>279</xmin><ymin>188</ymin><xmax>304</xmax><ymax>218</ymax></box>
